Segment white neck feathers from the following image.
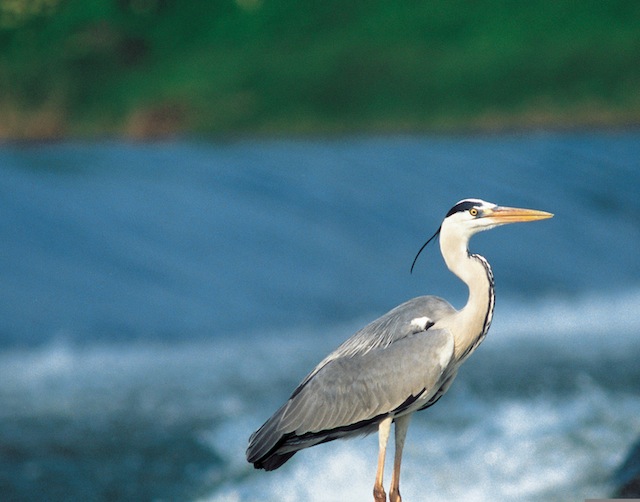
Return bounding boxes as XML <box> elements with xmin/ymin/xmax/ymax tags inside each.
<box><xmin>438</xmin><ymin>223</ymin><xmax>495</xmax><ymax>361</ymax></box>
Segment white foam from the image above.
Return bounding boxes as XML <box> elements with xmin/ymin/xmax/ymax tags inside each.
<box><xmin>2</xmin><ymin>289</ymin><xmax>640</xmax><ymax>501</ymax></box>
<box><xmin>490</xmin><ymin>288</ymin><xmax>640</xmax><ymax>350</ymax></box>
<box><xmin>199</xmin><ymin>290</ymin><xmax>640</xmax><ymax>501</ymax></box>
<box><xmin>207</xmin><ymin>381</ymin><xmax>640</xmax><ymax>502</ymax></box>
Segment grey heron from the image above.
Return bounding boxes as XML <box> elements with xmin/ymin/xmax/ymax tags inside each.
<box><xmin>246</xmin><ymin>198</ymin><xmax>553</xmax><ymax>501</ymax></box>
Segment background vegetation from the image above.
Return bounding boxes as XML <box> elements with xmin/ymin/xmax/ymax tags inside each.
<box><xmin>1</xmin><ymin>0</ymin><xmax>639</xmax><ymax>139</ymax></box>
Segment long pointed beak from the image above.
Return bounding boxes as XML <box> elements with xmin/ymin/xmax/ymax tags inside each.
<box><xmin>485</xmin><ymin>206</ymin><xmax>554</xmax><ymax>223</ymax></box>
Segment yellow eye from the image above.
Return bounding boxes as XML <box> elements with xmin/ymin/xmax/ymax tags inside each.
<box><xmin>469</xmin><ymin>208</ymin><xmax>479</xmax><ymax>216</ymax></box>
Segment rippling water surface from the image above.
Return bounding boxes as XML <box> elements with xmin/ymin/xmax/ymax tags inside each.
<box><xmin>1</xmin><ymin>132</ymin><xmax>639</xmax><ymax>501</ymax></box>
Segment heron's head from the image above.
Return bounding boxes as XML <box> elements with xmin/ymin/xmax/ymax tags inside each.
<box><xmin>442</xmin><ymin>198</ymin><xmax>553</xmax><ymax>237</ymax></box>
<box><xmin>411</xmin><ymin>198</ymin><xmax>553</xmax><ymax>272</ymax></box>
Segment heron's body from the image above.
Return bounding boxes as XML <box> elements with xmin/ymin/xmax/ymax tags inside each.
<box><xmin>246</xmin><ymin>199</ymin><xmax>552</xmax><ymax>501</ymax></box>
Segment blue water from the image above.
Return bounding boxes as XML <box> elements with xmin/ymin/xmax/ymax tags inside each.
<box><xmin>1</xmin><ymin>132</ymin><xmax>639</xmax><ymax>501</ymax></box>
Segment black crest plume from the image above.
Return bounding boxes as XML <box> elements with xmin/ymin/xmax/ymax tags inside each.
<box><xmin>410</xmin><ymin>226</ymin><xmax>441</xmax><ymax>274</ymax></box>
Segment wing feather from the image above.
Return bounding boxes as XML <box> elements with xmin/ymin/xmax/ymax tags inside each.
<box><xmin>247</xmin><ymin>295</ymin><xmax>457</xmax><ymax>469</ymax></box>
<box><xmin>290</xmin><ymin>295</ymin><xmax>456</xmax><ymax>397</ymax></box>
<box><xmin>290</xmin><ymin>328</ymin><xmax>454</xmax><ymax>433</ymax></box>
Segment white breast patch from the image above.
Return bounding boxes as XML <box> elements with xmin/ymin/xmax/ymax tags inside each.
<box><xmin>410</xmin><ymin>316</ymin><xmax>433</xmax><ymax>332</ymax></box>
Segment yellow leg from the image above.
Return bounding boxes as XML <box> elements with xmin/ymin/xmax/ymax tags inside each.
<box><xmin>374</xmin><ymin>416</ymin><xmax>393</xmax><ymax>502</ymax></box>
<box><xmin>389</xmin><ymin>414</ymin><xmax>411</xmax><ymax>502</ymax></box>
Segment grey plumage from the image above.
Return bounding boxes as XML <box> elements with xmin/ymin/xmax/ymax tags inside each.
<box><xmin>246</xmin><ymin>198</ymin><xmax>552</xmax><ymax>501</ymax></box>
<box><xmin>246</xmin><ymin>296</ymin><xmax>455</xmax><ymax>470</ymax></box>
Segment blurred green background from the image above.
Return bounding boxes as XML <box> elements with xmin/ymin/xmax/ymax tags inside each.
<box><xmin>1</xmin><ymin>0</ymin><xmax>639</xmax><ymax>139</ymax></box>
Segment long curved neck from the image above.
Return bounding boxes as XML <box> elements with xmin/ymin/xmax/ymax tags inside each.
<box><xmin>439</xmin><ymin>229</ymin><xmax>495</xmax><ymax>361</ymax></box>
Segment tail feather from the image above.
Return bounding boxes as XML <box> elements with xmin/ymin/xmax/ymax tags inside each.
<box><xmin>246</xmin><ymin>404</ymin><xmax>292</xmax><ymax>469</ymax></box>
<box><xmin>246</xmin><ymin>406</ymin><xmax>382</xmax><ymax>470</ymax></box>
<box><xmin>253</xmin><ymin>450</ymin><xmax>296</xmax><ymax>471</ymax></box>
<box><xmin>246</xmin><ymin>410</ymin><xmax>326</xmax><ymax>471</ymax></box>
<box><xmin>247</xmin><ymin>400</ymin><xmax>335</xmax><ymax>470</ymax></box>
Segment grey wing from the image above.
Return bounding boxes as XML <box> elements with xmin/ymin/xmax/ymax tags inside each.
<box><xmin>282</xmin><ymin>327</ymin><xmax>455</xmax><ymax>431</ymax></box>
<box><xmin>303</xmin><ymin>295</ymin><xmax>456</xmax><ymax>383</ymax></box>
<box><xmin>247</xmin><ymin>324</ymin><xmax>455</xmax><ymax>470</ymax></box>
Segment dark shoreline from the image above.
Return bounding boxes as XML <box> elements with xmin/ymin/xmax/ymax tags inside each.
<box><xmin>2</xmin><ymin>113</ymin><xmax>639</xmax><ymax>143</ymax></box>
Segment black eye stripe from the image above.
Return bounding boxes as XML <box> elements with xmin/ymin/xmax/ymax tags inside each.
<box><xmin>445</xmin><ymin>201</ymin><xmax>478</xmax><ymax>218</ymax></box>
